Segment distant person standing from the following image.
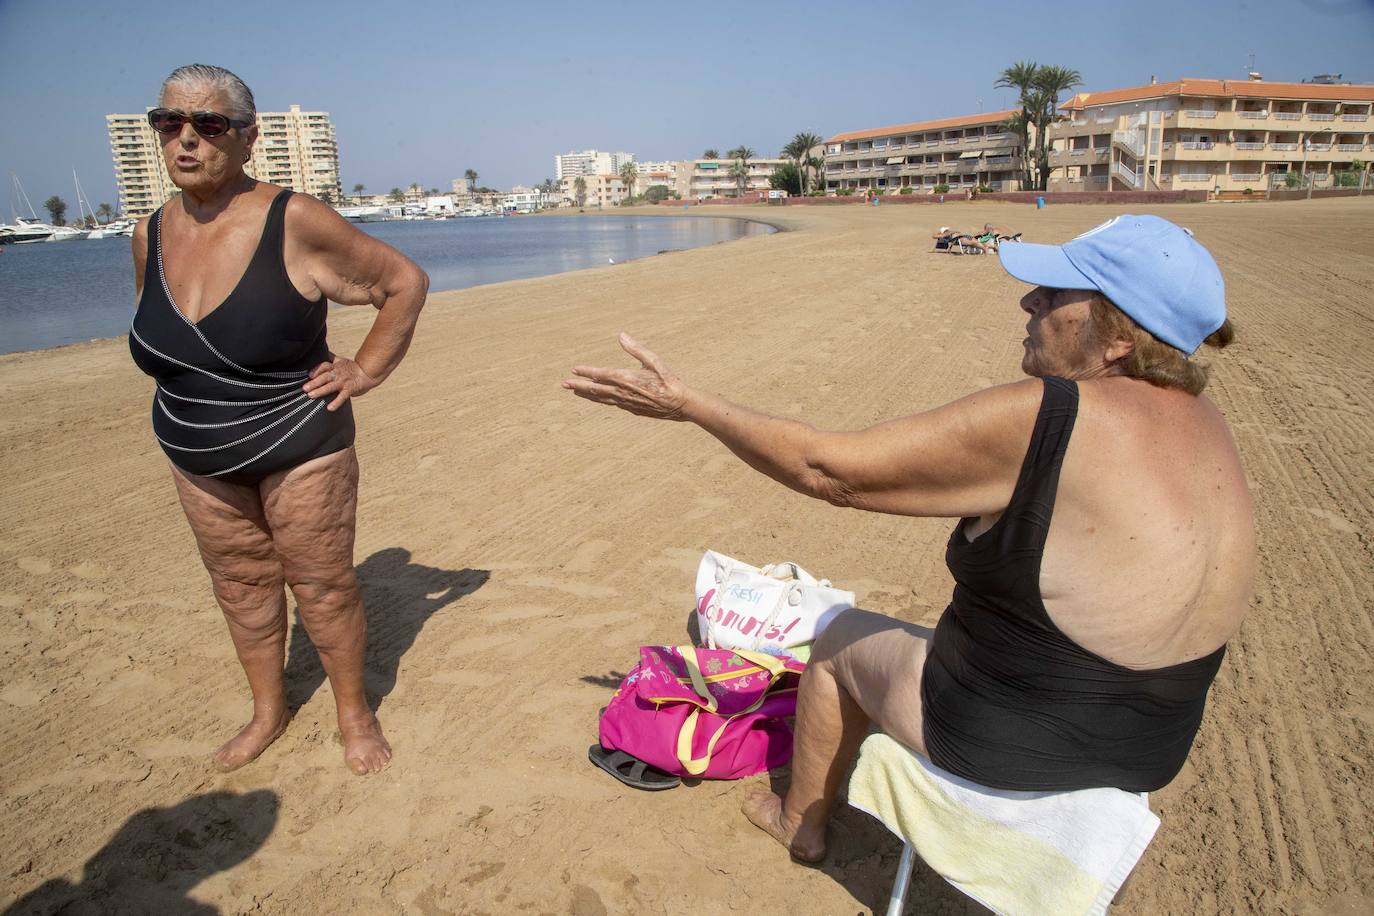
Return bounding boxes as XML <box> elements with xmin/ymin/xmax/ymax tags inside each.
<box><xmin>128</xmin><ymin>64</ymin><xmax>428</xmax><ymax>774</ymax></box>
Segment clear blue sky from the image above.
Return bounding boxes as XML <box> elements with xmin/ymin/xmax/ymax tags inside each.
<box><xmin>2</xmin><ymin>0</ymin><xmax>1371</xmax><ymax>214</ymax></box>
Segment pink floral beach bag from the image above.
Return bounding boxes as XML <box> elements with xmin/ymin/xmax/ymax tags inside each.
<box><xmin>598</xmin><ymin>645</ymin><xmax>806</xmax><ymax>780</ymax></box>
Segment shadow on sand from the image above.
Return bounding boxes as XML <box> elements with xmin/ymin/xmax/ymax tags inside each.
<box><xmin>284</xmin><ymin>547</ymin><xmax>489</xmax><ymax>712</ymax></box>
<box><xmin>4</xmin><ymin>790</ymin><xmax>279</xmax><ymax>916</ymax></box>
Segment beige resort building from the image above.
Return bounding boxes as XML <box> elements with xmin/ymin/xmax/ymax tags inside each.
<box><xmin>107</xmin><ymin>104</ymin><xmax>342</xmax><ymax>217</ymax></box>
<box><xmin>674</xmin><ymin>157</ymin><xmax>787</xmax><ymax>200</ymax></box>
<box><xmin>1047</xmin><ymin>77</ymin><xmax>1374</xmax><ymax>193</ymax></box>
<box><xmin>824</xmin><ymin>110</ymin><xmax>1028</xmax><ymax>193</ymax></box>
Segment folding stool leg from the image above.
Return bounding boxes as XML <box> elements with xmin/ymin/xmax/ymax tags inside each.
<box><xmin>885</xmin><ymin>841</ymin><xmax>917</xmax><ymax>916</ymax></box>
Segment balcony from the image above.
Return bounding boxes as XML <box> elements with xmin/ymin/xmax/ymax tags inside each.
<box><xmin>1183</xmin><ymin>109</ymin><xmax>1218</xmax><ymax>118</ymax></box>
<box><xmin>1231</xmin><ymin>173</ymin><xmax>1261</xmax><ymax>182</ymax></box>
<box><xmin>1337</xmin><ymin>143</ymin><xmax>1364</xmax><ymax>151</ymax></box>
<box><xmin>1181</xmin><ymin>141</ymin><xmax>1215</xmax><ymax>150</ymax></box>
<box><xmin>926</xmin><ymin>141</ymin><xmax>939</xmax><ymax>147</ymax></box>
<box><xmin>1178</xmin><ymin>174</ymin><xmax>1212</xmax><ymax>182</ymax></box>
<box><xmin>964</xmin><ymin>136</ymin><xmax>981</xmax><ymax>143</ymax></box>
<box><xmin>1307</xmin><ymin>143</ymin><xmax>1333</xmax><ymax>151</ymax></box>
<box><xmin>943</xmin><ymin>138</ymin><xmax>959</xmax><ymax>145</ymax></box>
<box><xmin>1237</xmin><ymin>111</ymin><xmax>1269</xmax><ymax>119</ymax></box>
<box><xmin>1309</xmin><ymin>113</ymin><xmax>1336</xmax><ymax>121</ymax></box>
<box><xmin>1340</xmin><ymin>113</ymin><xmax>1368</xmax><ymax>121</ymax></box>
<box><xmin>1235</xmin><ymin>142</ymin><xmax>1265</xmax><ymax>150</ymax></box>
<box><xmin>1271</xmin><ymin>143</ymin><xmax>1299</xmax><ymax>151</ymax></box>
<box><xmin>1274</xmin><ymin>112</ymin><xmax>1302</xmax><ymax>121</ymax></box>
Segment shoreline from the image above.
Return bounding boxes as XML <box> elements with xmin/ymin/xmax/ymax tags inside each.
<box><xmin>3</xmin><ymin>199</ymin><xmax>1372</xmax><ymax>914</ymax></box>
<box><xmin>0</xmin><ymin>209</ymin><xmax>788</xmax><ymax>361</ymax></box>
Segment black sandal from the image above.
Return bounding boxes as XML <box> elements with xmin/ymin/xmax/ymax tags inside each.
<box><xmin>587</xmin><ymin>745</ymin><xmax>681</xmax><ymax>791</ymax></box>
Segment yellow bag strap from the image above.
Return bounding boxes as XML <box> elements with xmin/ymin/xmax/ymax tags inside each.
<box><xmin>675</xmin><ymin>647</ymin><xmax>792</xmax><ymax>776</ymax></box>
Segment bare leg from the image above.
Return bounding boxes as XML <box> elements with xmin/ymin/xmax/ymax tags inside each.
<box><xmin>170</xmin><ymin>466</ymin><xmax>291</xmax><ymax>772</ymax></box>
<box><xmin>742</xmin><ymin>609</ymin><xmax>932</xmax><ymax>861</ymax></box>
<box><xmin>262</xmin><ymin>448</ymin><xmax>390</xmax><ymax>775</ymax></box>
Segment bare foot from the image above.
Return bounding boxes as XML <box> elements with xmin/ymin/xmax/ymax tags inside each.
<box><xmin>741</xmin><ymin>787</ymin><xmax>826</xmax><ymax>863</ymax></box>
<box><xmin>213</xmin><ymin>710</ymin><xmax>290</xmax><ymax>772</ymax></box>
<box><xmin>339</xmin><ymin>714</ymin><xmax>391</xmax><ymax>775</ymax></box>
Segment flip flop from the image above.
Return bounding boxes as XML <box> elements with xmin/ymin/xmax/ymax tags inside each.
<box><xmin>587</xmin><ymin>745</ymin><xmax>681</xmax><ymax>791</ymax></box>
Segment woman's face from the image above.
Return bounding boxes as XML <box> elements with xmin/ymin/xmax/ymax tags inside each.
<box><xmin>157</xmin><ymin>83</ymin><xmax>256</xmax><ymax>195</ymax></box>
<box><xmin>1019</xmin><ymin>286</ymin><xmax>1111</xmax><ymax>379</ymax></box>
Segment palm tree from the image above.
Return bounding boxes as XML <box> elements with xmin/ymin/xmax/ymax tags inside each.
<box><xmin>43</xmin><ymin>196</ymin><xmax>67</xmax><ymax>226</ymax></box>
<box><xmin>726</xmin><ymin>147</ymin><xmax>755</xmax><ymax>196</ymax></box>
<box><xmin>96</xmin><ymin>202</ymin><xmax>114</xmax><ymax>224</ymax></box>
<box><xmin>408</xmin><ymin>182</ymin><xmax>422</xmax><ymax>200</ymax></box>
<box><xmin>388</xmin><ymin>187</ymin><xmax>405</xmax><ymax>203</ymax></box>
<box><xmin>619</xmin><ymin>161</ymin><xmax>638</xmax><ymax>204</ymax></box>
<box><xmin>1032</xmin><ymin>65</ymin><xmax>1083</xmax><ymax>190</ymax></box>
<box><xmin>703</xmin><ymin>149</ymin><xmax>719</xmax><ymax>160</ymax></box>
<box><xmin>352</xmin><ymin>182</ymin><xmax>366</xmax><ymax>202</ymax></box>
<box><xmin>786</xmin><ymin>132</ymin><xmax>823</xmax><ymax>194</ymax></box>
<box><xmin>995</xmin><ymin>60</ymin><xmax>1039</xmax><ymax>188</ymax></box>
<box><xmin>464</xmin><ymin>169</ymin><xmax>478</xmax><ymax>195</ymax></box>
<box><xmin>573</xmin><ymin>176</ymin><xmax>587</xmax><ymax>208</ymax></box>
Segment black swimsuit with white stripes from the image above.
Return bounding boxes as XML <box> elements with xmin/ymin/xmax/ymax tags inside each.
<box><xmin>129</xmin><ymin>189</ymin><xmax>354</xmax><ymax>484</ymax></box>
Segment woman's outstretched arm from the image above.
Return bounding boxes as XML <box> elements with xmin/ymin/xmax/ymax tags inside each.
<box><xmin>564</xmin><ymin>334</ymin><xmax>1041</xmax><ymax>518</ymax></box>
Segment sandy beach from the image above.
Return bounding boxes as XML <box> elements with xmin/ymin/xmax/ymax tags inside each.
<box><xmin>2</xmin><ymin>198</ymin><xmax>1372</xmax><ymax>914</ymax></box>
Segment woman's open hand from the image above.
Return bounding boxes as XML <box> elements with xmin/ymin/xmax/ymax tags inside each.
<box><xmin>563</xmin><ymin>334</ymin><xmax>689</xmax><ymax>420</ymax></box>
<box><xmin>303</xmin><ymin>355</ymin><xmax>379</xmax><ymax>411</ymax></box>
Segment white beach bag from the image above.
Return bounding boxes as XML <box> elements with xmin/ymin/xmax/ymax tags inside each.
<box><xmin>694</xmin><ymin>550</ymin><xmax>854</xmax><ymax>656</ymax></box>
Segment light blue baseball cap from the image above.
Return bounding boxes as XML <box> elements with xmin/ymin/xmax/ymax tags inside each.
<box><xmin>997</xmin><ymin>214</ymin><xmax>1226</xmax><ymax>354</ymax></box>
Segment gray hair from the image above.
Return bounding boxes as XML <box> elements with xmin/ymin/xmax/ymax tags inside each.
<box><xmin>160</xmin><ymin>64</ymin><xmax>256</xmax><ymax>122</ymax></box>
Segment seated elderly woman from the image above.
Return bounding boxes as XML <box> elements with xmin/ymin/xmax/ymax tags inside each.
<box><xmin>129</xmin><ymin>65</ymin><xmax>428</xmax><ymax>774</ymax></box>
<box><xmin>564</xmin><ymin>215</ymin><xmax>1254</xmax><ymax>861</ymax></box>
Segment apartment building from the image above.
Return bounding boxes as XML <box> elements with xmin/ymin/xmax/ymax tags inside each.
<box><xmin>554</xmin><ymin>149</ymin><xmax>635</xmax><ymax>180</ymax></box>
<box><xmin>674</xmin><ymin>157</ymin><xmax>787</xmax><ymax>199</ymax></box>
<box><xmin>824</xmin><ymin>109</ymin><xmax>1027</xmax><ymax>193</ymax></box>
<box><xmin>106</xmin><ymin>104</ymin><xmax>342</xmax><ymax>217</ymax></box>
<box><xmin>559</xmin><ymin>173</ymin><xmax>628</xmax><ymax>208</ymax></box>
<box><xmin>105</xmin><ymin>113</ymin><xmax>180</xmax><ymax>218</ymax></box>
<box><xmin>247</xmin><ymin>105</ymin><xmax>342</xmax><ymax>201</ymax></box>
<box><xmin>1047</xmin><ymin>77</ymin><xmax>1374</xmax><ymax>193</ymax></box>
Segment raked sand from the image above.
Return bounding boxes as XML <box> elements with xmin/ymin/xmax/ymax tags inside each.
<box><xmin>2</xmin><ymin>199</ymin><xmax>1372</xmax><ymax>914</ymax></box>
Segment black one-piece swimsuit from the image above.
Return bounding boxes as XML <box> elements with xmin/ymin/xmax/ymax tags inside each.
<box><xmin>129</xmin><ymin>189</ymin><xmax>355</xmax><ymax>484</ymax></box>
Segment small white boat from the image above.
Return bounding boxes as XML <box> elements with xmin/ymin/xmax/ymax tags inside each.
<box><xmin>88</xmin><ymin>218</ymin><xmax>135</xmax><ymax>239</ymax></box>
<box><xmin>335</xmin><ymin>205</ymin><xmax>389</xmax><ymax>223</ymax></box>
<box><xmin>46</xmin><ymin>225</ymin><xmax>91</xmax><ymax>242</ymax></box>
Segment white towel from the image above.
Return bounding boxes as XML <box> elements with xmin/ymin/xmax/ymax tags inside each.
<box><xmin>847</xmin><ymin>733</ymin><xmax>1159</xmax><ymax>916</ymax></box>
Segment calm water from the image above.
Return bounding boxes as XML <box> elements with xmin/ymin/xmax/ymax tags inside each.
<box><xmin>0</xmin><ymin>215</ymin><xmax>771</xmax><ymax>354</ymax></box>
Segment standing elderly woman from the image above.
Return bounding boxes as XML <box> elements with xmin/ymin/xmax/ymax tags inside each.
<box><xmin>129</xmin><ymin>64</ymin><xmax>428</xmax><ymax>774</ymax></box>
<box><xmin>565</xmin><ymin>215</ymin><xmax>1255</xmax><ymax>860</ymax></box>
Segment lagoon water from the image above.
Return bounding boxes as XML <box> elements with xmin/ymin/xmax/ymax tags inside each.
<box><xmin>0</xmin><ymin>214</ymin><xmax>771</xmax><ymax>355</ymax></box>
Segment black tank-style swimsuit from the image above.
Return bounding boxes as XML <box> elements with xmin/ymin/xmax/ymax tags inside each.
<box><xmin>921</xmin><ymin>377</ymin><xmax>1226</xmax><ymax>793</ymax></box>
<box><xmin>129</xmin><ymin>189</ymin><xmax>354</xmax><ymax>484</ymax></box>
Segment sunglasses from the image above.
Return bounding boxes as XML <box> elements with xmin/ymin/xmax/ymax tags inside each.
<box><xmin>147</xmin><ymin>108</ymin><xmax>252</xmax><ymax>139</ymax></box>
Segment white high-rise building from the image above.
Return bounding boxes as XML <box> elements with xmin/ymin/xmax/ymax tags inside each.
<box><xmin>554</xmin><ymin>149</ymin><xmax>635</xmax><ymax>180</ymax></box>
<box><xmin>106</xmin><ymin>104</ymin><xmax>342</xmax><ymax>217</ymax></box>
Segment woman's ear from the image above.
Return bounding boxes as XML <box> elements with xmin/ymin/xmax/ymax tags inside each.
<box><xmin>1104</xmin><ymin>335</ymin><xmax>1134</xmax><ymax>364</ymax></box>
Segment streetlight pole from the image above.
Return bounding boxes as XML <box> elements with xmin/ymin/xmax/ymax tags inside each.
<box><xmin>1303</xmin><ymin>126</ymin><xmax>1334</xmax><ymax>200</ymax></box>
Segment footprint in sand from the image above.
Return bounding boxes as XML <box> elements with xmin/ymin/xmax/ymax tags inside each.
<box><xmin>686</xmin><ymin>495</ymin><xmax>730</xmax><ymax>521</ymax></box>
<box><xmin>565</xmin><ymin>539</ymin><xmax>612</xmax><ymax>574</ymax></box>
<box><xmin>1</xmin><ymin>680</ymin><xmax>52</xmax><ymax>707</ymax></box>
<box><xmin>17</xmin><ymin>557</ymin><xmax>52</xmax><ymax>575</ymax></box>
<box><xmin>418</xmin><ymin>453</ymin><xmax>441</xmax><ymax>471</ymax></box>
<box><xmin>0</xmin><ymin>594</ymin><xmax>26</xmax><ymax>609</ymax></box>
<box><xmin>1305</xmin><ymin>507</ymin><xmax>1356</xmax><ymax>534</ymax></box>
<box><xmin>68</xmin><ymin>562</ymin><xmax>108</xmax><ymax>581</ymax></box>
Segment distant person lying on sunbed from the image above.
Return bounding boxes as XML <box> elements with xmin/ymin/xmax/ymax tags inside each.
<box><xmin>931</xmin><ymin>227</ymin><xmax>992</xmax><ymax>253</ymax></box>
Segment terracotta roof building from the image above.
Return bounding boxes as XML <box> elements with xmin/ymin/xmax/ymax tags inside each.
<box><xmin>823</xmin><ymin>109</ymin><xmax>1029</xmax><ymax>194</ymax></box>
<box><xmin>1047</xmin><ymin>77</ymin><xmax>1373</xmax><ymax>193</ymax></box>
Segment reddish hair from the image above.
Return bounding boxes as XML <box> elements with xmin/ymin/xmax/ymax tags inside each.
<box><xmin>1089</xmin><ymin>295</ymin><xmax>1234</xmax><ymax>395</ymax></box>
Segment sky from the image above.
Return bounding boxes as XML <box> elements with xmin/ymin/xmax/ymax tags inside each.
<box><xmin>2</xmin><ymin>0</ymin><xmax>1372</xmax><ymax>214</ymax></box>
